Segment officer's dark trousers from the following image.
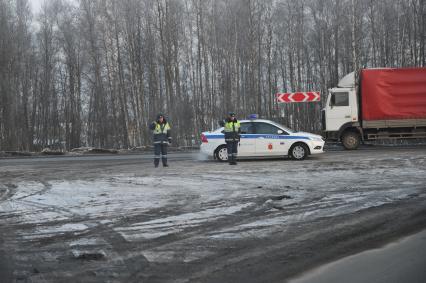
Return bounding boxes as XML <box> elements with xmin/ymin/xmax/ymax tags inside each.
<box><xmin>226</xmin><ymin>141</ymin><xmax>238</xmax><ymax>162</ymax></box>
<box><xmin>154</xmin><ymin>143</ymin><xmax>168</xmax><ymax>167</ymax></box>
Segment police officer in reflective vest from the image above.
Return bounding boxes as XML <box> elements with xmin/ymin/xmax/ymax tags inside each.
<box><xmin>150</xmin><ymin>114</ymin><xmax>172</xmax><ymax>167</ymax></box>
<box><xmin>224</xmin><ymin>112</ymin><xmax>241</xmax><ymax>165</ymax></box>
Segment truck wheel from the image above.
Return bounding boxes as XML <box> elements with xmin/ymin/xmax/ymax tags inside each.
<box><xmin>215</xmin><ymin>145</ymin><xmax>228</xmax><ymax>162</ymax></box>
<box><xmin>289</xmin><ymin>143</ymin><xmax>308</xmax><ymax>160</ymax></box>
<box><xmin>342</xmin><ymin>131</ymin><xmax>360</xmax><ymax>150</ymax></box>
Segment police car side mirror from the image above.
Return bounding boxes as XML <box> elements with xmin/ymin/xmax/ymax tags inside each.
<box><xmin>277</xmin><ymin>130</ymin><xmax>284</xmax><ymax>135</ymax></box>
<box><xmin>218</xmin><ymin>120</ymin><xmax>225</xmax><ymax>127</ymax></box>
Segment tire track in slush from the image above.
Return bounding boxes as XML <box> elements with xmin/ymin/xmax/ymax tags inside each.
<box><xmin>13</xmin><ymin>180</ymin><xmax>53</xmax><ymax>201</ymax></box>
<box><xmin>0</xmin><ymin>183</ymin><xmax>18</xmax><ymax>202</ymax></box>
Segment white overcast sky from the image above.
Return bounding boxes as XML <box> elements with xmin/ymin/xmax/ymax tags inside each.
<box><xmin>29</xmin><ymin>0</ymin><xmax>43</xmax><ymax>13</ymax></box>
<box><xmin>29</xmin><ymin>0</ymin><xmax>78</xmax><ymax>14</ymax></box>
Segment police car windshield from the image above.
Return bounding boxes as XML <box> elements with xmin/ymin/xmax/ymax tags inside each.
<box><xmin>214</xmin><ymin>120</ymin><xmax>294</xmax><ymax>133</ymax></box>
<box><xmin>267</xmin><ymin>121</ymin><xmax>295</xmax><ymax>133</ymax></box>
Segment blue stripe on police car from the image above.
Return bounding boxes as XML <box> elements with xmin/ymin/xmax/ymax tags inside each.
<box><xmin>205</xmin><ymin>134</ymin><xmax>310</xmax><ymax>140</ymax></box>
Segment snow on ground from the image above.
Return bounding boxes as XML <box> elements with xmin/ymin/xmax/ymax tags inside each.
<box><xmin>1</xmin><ymin>155</ymin><xmax>424</xmax><ymax>247</ymax></box>
<box><xmin>115</xmin><ymin>203</ymin><xmax>255</xmax><ymax>241</ymax></box>
<box><xmin>0</xmin><ymin>149</ymin><xmax>425</xmax><ymax>282</ymax></box>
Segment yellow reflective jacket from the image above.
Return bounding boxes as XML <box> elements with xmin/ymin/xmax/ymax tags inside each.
<box><xmin>224</xmin><ymin>120</ymin><xmax>241</xmax><ymax>142</ymax></box>
<box><xmin>150</xmin><ymin>121</ymin><xmax>171</xmax><ymax>144</ymax></box>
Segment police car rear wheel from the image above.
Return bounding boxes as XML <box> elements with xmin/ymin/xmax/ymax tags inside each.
<box><xmin>215</xmin><ymin>146</ymin><xmax>228</xmax><ymax>162</ymax></box>
<box><xmin>290</xmin><ymin>143</ymin><xmax>308</xmax><ymax>160</ymax></box>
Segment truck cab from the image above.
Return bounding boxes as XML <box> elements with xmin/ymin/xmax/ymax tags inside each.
<box><xmin>325</xmin><ymin>87</ymin><xmax>358</xmax><ymax>131</ymax></box>
<box><xmin>323</xmin><ymin>72</ymin><xmax>362</xmax><ymax>149</ymax></box>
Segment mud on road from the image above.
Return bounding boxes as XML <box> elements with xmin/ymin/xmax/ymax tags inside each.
<box><xmin>1</xmin><ymin>147</ymin><xmax>426</xmax><ymax>282</ymax></box>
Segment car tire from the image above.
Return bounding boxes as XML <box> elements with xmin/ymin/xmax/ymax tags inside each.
<box><xmin>289</xmin><ymin>143</ymin><xmax>308</xmax><ymax>160</ymax></box>
<box><xmin>341</xmin><ymin>131</ymin><xmax>360</xmax><ymax>150</ymax></box>
<box><xmin>215</xmin><ymin>145</ymin><xmax>228</xmax><ymax>162</ymax></box>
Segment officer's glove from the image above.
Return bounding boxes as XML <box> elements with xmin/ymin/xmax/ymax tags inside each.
<box><xmin>168</xmin><ymin>137</ymin><xmax>172</xmax><ymax>144</ymax></box>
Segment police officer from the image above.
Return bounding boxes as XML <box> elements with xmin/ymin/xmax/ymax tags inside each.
<box><xmin>224</xmin><ymin>112</ymin><xmax>241</xmax><ymax>165</ymax></box>
<box><xmin>150</xmin><ymin>114</ymin><xmax>172</xmax><ymax>167</ymax></box>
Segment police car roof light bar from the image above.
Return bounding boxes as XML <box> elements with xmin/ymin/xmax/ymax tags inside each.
<box><xmin>248</xmin><ymin>114</ymin><xmax>259</xmax><ymax>120</ymax></box>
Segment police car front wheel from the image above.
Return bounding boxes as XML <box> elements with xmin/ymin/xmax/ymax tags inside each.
<box><xmin>289</xmin><ymin>143</ymin><xmax>308</xmax><ymax>160</ymax></box>
<box><xmin>215</xmin><ymin>145</ymin><xmax>228</xmax><ymax>162</ymax></box>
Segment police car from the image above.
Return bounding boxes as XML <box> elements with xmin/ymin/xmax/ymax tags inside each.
<box><xmin>200</xmin><ymin>116</ymin><xmax>325</xmax><ymax>161</ymax></box>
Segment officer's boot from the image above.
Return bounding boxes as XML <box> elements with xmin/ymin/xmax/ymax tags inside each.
<box><xmin>230</xmin><ymin>153</ymin><xmax>237</xmax><ymax>165</ymax></box>
<box><xmin>162</xmin><ymin>158</ymin><xmax>168</xmax><ymax>167</ymax></box>
<box><xmin>154</xmin><ymin>158</ymin><xmax>160</xmax><ymax>168</ymax></box>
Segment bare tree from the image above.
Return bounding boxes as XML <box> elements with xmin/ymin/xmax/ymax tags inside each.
<box><xmin>1</xmin><ymin>0</ymin><xmax>424</xmax><ymax>151</ymax></box>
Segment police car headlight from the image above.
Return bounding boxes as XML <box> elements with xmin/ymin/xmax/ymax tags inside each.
<box><xmin>309</xmin><ymin>136</ymin><xmax>324</xmax><ymax>141</ymax></box>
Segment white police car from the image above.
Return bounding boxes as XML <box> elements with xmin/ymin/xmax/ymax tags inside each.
<box><xmin>200</xmin><ymin>117</ymin><xmax>325</xmax><ymax>161</ymax></box>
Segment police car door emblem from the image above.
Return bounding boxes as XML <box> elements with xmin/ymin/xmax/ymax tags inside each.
<box><xmin>268</xmin><ymin>143</ymin><xmax>273</xmax><ymax>150</ymax></box>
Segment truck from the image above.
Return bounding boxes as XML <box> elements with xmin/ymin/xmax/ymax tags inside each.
<box><xmin>322</xmin><ymin>68</ymin><xmax>426</xmax><ymax>149</ymax></box>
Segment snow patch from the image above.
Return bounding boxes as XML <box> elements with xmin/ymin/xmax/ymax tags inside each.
<box><xmin>115</xmin><ymin>203</ymin><xmax>254</xmax><ymax>241</ymax></box>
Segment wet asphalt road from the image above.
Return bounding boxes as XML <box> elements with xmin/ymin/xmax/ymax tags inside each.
<box><xmin>291</xmin><ymin>229</ymin><xmax>426</xmax><ymax>283</ymax></box>
<box><xmin>0</xmin><ymin>143</ymin><xmax>424</xmax><ymax>165</ymax></box>
<box><xmin>0</xmin><ymin>152</ymin><xmax>196</xmax><ymax>164</ymax></box>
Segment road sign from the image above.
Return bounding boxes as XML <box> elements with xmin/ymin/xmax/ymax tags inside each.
<box><xmin>276</xmin><ymin>92</ymin><xmax>320</xmax><ymax>103</ymax></box>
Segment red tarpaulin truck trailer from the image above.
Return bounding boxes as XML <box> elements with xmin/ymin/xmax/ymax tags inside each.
<box><xmin>322</xmin><ymin>68</ymin><xmax>426</xmax><ymax>149</ymax></box>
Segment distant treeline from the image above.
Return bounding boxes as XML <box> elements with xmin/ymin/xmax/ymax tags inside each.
<box><xmin>0</xmin><ymin>0</ymin><xmax>424</xmax><ymax>150</ymax></box>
